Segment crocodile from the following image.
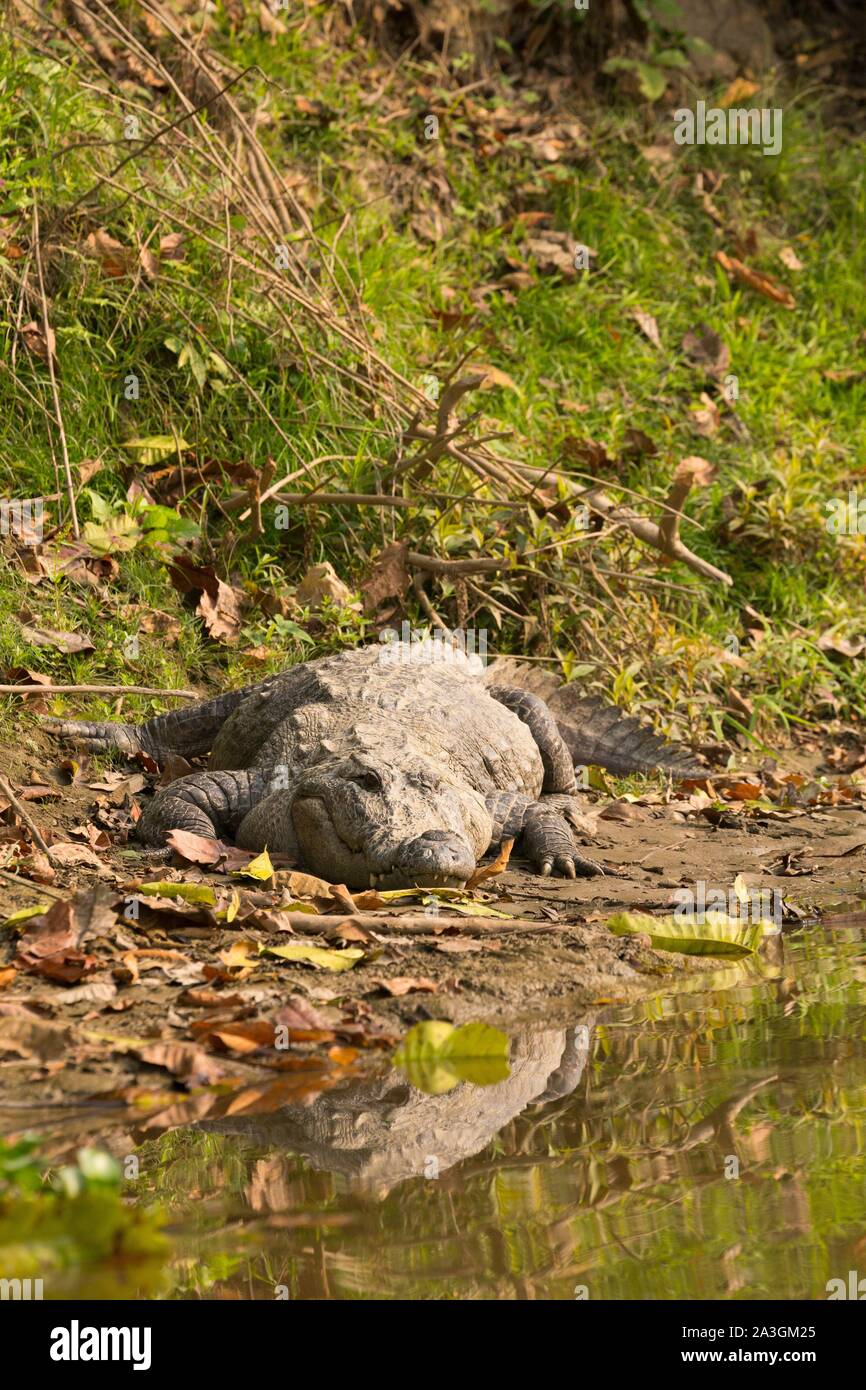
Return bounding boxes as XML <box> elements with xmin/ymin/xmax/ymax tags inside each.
<box><xmin>45</xmin><ymin>638</ymin><xmax>700</xmax><ymax>889</ymax></box>
<box><xmin>195</xmin><ymin>1022</ymin><xmax>595</xmax><ymax>1194</ymax></box>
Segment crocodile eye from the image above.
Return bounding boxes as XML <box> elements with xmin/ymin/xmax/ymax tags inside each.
<box><xmin>349</xmin><ymin>769</ymin><xmax>383</xmax><ymax>792</ymax></box>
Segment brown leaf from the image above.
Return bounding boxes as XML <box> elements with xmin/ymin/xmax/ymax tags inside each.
<box><xmin>20</xmin><ymin>624</ymin><xmax>95</xmax><ymax>654</ymax></box>
<box><xmin>641</xmin><ymin>144</ymin><xmax>675</xmax><ymax>166</ymax></box>
<box><xmin>22</xmin><ymin>850</ymin><xmax>56</xmax><ymax>884</ymax></box>
<box><xmin>159</xmin><ymin>232</ymin><xmax>185</xmax><ymax>260</ymax></box>
<box><xmin>208</xmin><ymin>1020</ymin><xmax>277</xmax><ymax>1054</ymax></box>
<box><xmin>17</xmin><ymin>899</ymin><xmax>76</xmax><ymax>959</ymax></box>
<box><xmin>45</xmin><ymin>842</ymin><xmax>105</xmax><ymax>869</ymax></box>
<box><xmin>778</xmin><ymin>246</ymin><xmax>804</xmax><ymax>272</ymax></box>
<box><xmin>159</xmin><ymin>754</ymin><xmax>194</xmax><ymax>785</ymax></box>
<box><xmin>817</xmin><ymin>631</ymin><xmax>866</xmax><ymax>660</ymax></box>
<box><xmin>259</xmin><ymin>0</ymin><xmax>288</xmax><ymax>35</ymax></box>
<box><xmin>674</xmin><ymin>455</ymin><xmax>716</xmax><ymax>488</ymax></box>
<box><xmin>166</xmin><ymin>829</ymin><xmax>226</xmax><ymax>865</ymax></box>
<box><xmin>15</xmin><ymin>888</ymin><xmax>116</xmax><ymax>984</ymax></box>
<box><xmin>139</xmin><ymin>246</ymin><xmax>159</xmax><ymax>280</ymax></box>
<box><xmin>720</xmin><ymin>780</ymin><xmax>764</xmax><ymax>801</ymax></box>
<box><xmin>470</xmin><ymin>364</ymin><xmax>518</xmax><ymax>392</ymax></box>
<box><xmin>134</xmin><ymin>1041</ymin><xmax>226</xmax><ymax>1084</ymax></box>
<box><xmin>714</xmin><ymin>251</ymin><xmax>796</xmax><ymax>309</ymax></box>
<box><xmin>466</xmin><ymin>837</ymin><xmax>513</xmax><ymax>888</ymax></box>
<box><xmin>682</xmin><ymin>325</ymin><xmax>730</xmax><ymax>379</ymax></box>
<box><xmin>294</xmin><ymin>562</ymin><xmax>356</xmax><ymax>611</ymax></box>
<box><xmin>62</xmin><ymin>978</ymin><xmax>118</xmax><ymax>1006</ymax></box>
<box><xmin>168</xmin><ymin>559</ymin><xmax>246</xmax><ymax>642</ymax></box>
<box><xmin>498</xmin><ymin>271</ymin><xmax>533</xmax><ymax>291</ymax></box>
<box><xmin>823</xmin><ymin>369</ymin><xmax>866</xmax><ymax>385</ymax></box>
<box><xmin>720</xmin><ymin>78</ymin><xmax>761</xmax><ymax>108</ymax></box>
<box><xmin>275</xmin><ymin>996</ymin><xmax>338</xmax><ymax>1031</ymax></box>
<box><xmin>328</xmin><ymin>884</ymin><xmax>359</xmax><ymax>915</ymax></box>
<box><xmin>599</xmin><ymin>801</ymin><xmax>648</xmax><ymax>823</ymax></box>
<box><xmin>362</xmin><ymin>542</ymin><xmax>410</xmax><ymax>614</ymax></box>
<box><xmin>331</xmin><ymin>922</ymin><xmax>370</xmax><ymax>943</ymax></box>
<box><xmin>20</xmin><ymin>320</ymin><xmax>56</xmax><ymax>365</ymax></box>
<box><xmin>138</xmin><ymin>609</ymin><xmax>183</xmax><ymax>638</ymax></box>
<box><xmin>433</xmin><ymin>937</ymin><xmax>485</xmax><ymax>954</ymax></box>
<box><xmin>621</xmin><ymin>427</ymin><xmax>658</xmax><ymax>459</ymax></box>
<box><xmin>285</xmin><ymin>871</ymin><xmax>340</xmax><ymax>906</ymax></box>
<box><xmin>372</xmin><ymin>976</ymin><xmax>438</xmax><ymax>997</ymax></box>
<box><xmin>632</xmin><ymin>309</ymin><xmax>662</xmax><ymax>350</ymax></box>
<box><xmin>560</xmin><ymin>436</ymin><xmax>614</xmax><ymax>472</ymax></box>
<box><xmin>690</xmin><ymin>392</ymin><xmax>721</xmax><ymax>437</ymax></box>
<box><xmin>85</xmin><ymin>229</ymin><xmax>131</xmax><ymax>278</ymax></box>
<box><xmin>197</xmin><ymin>579</ymin><xmax>243</xmax><ymax>643</ymax></box>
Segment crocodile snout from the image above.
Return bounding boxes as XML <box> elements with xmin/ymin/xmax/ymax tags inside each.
<box><xmin>376</xmin><ymin>829</ymin><xmax>476</xmax><ymax>888</ymax></box>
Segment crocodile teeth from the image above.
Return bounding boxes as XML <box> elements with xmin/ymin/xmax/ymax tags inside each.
<box><xmin>369</xmin><ymin>873</ymin><xmax>378</xmax><ymax>887</ymax></box>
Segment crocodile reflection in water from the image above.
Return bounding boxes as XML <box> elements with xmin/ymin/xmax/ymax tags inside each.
<box><xmin>194</xmin><ymin>1023</ymin><xmax>593</xmax><ymax>1193</ymax></box>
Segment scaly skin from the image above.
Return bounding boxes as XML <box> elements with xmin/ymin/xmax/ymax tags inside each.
<box><xmin>45</xmin><ymin>639</ymin><xmax>698</xmax><ymax>887</ymax></box>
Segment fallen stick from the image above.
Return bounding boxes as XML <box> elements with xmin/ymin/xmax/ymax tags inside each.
<box><xmin>0</xmin><ymin>684</ymin><xmax>199</xmax><ymax>697</ymax></box>
<box><xmin>32</xmin><ymin>203</ymin><xmax>79</xmax><ymax>539</ymax></box>
<box><xmin>0</xmin><ymin>774</ymin><xmax>53</xmax><ymax>856</ymax></box>
<box><xmin>407</xmin><ymin>551</ymin><xmax>505</xmax><ymax>576</ymax></box>
<box><xmin>0</xmin><ymin>867</ymin><xmax>66</xmax><ymax>899</ymax></box>
<box><xmin>276</xmin><ymin>912</ymin><xmax>565</xmax><ymax>935</ymax></box>
<box><xmin>223</xmin><ymin>490</ymin><xmax>527</xmax><ymax>512</ymax></box>
<box><xmin>584</xmin><ymin>469</ymin><xmax>733</xmax><ymax>586</ymax></box>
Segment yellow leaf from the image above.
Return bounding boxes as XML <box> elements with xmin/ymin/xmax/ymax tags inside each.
<box><xmin>233</xmin><ymin>849</ymin><xmax>274</xmax><ymax>881</ymax></box>
<box><xmin>218</xmin><ymin>939</ymin><xmax>259</xmax><ymax>969</ymax></box>
<box><xmin>259</xmin><ymin>942</ymin><xmax>363</xmax><ymax>972</ymax></box>
<box><xmin>470</xmin><ymin>364</ymin><xmax>518</xmax><ymax>392</ymax></box>
<box><xmin>720</xmin><ymin>78</ymin><xmax>760</xmax><ymax>108</ymax></box>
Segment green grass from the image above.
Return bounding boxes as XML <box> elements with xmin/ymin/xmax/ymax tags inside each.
<box><xmin>1</xmin><ymin>5</ymin><xmax>864</xmax><ymax>755</ymax></box>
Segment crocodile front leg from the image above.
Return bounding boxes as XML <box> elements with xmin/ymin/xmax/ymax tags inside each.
<box><xmin>486</xmin><ymin>791</ymin><xmax>603</xmax><ymax>879</ymax></box>
<box><xmin>137</xmin><ymin>769</ymin><xmax>268</xmax><ymax>846</ymax></box>
<box><xmin>42</xmin><ymin>676</ymin><xmax>283</xmax><ymax>760</ymax></box>
<box><xmin>488</xmin><ymin>686</ymin><xmax>577</xmax><ymax>792</ymax></box>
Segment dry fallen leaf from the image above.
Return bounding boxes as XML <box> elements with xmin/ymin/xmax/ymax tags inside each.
<box><xmin>85</xmin><ymin>229</ymin><xmax>131</xmax><ymax>277</ymax></box>
<box><xmin>682</xmin><ymin>324</ymin><xmax>730</xmax><ymax>379</ymax></box>
<box><xmin>133</xmin><ymin>1041</ymin><xmax>226</xmax><ymax>1084</ymax></box>
<box><xmin>470</xmin><ymin>364</ymin><xmax>518</xmax><ymax>392</ymax></box>
<box><xmin>21</xmin><ymin>624</ymin><xmax>95</xmax><ymax>654</ymax></box>
<box><xmin>466</xmin><ymin>838</ymin><xmax>514</xmax><ymax>889</ymax></box>
<box><xmin>817</xmin><ymin>631</ymin><xmax>866</xmax><ymax>660</ymax></box>
<box><xmin>690</xmin><ymin>392</ymin><xmax>721</xmax><ymax>437</ymax></box>
<box><xmin>362</xmin><ymin>542</ymin><xmax>410</xmax><ymax>614</ymax></box>
<box><xmin>719</xmin><ymin>78</ymin><xmax>761</xmax><ymax>108</ymax></box>
<box><xmin>778</xmin><ymin>245</ymin><xmax>804</xmax><ymax>272</ymax></box>
<box><xmin>20</xmin><ymin>320</ymin><xmax>56</xmax><ymax>365</ymax></box>
<box><xmin>159</xmin><ymin>232</ymin><xmax>185</xmax><ymax>260</ymax></box>
<box><xmin>373</xmin><ymin>976</ymin><xmax>439</xmax><ymax>997</ymax></box>
<box><xmin>632</xmin><ymin>309</ymin><xmax>662</xmax><ymax>351</ymax></box>
<box><xmin>294</xmin><ymin>562</ymin><xmax>356</xmax><ymax>611</ymax></box>
<box><xmin>714</xmin><ymin>251</ymin><xmax>796</xmax><ymax>309</ymax></box>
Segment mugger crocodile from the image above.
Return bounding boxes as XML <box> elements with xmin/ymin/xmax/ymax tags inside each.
<box><xmin>45</xmin><ymin>639</ymin><xmax>700</xmax><ymax>889</ymax></box>
<box><xmin>194</xmin><ymin>1023</ymin><xmax>596</xmax><ymax>1194</ymax></box>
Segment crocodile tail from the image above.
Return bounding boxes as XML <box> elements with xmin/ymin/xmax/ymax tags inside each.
<box><xmin>548</xmin><ymin>692</ymin><xmax>704</xmax><ymax>778</ymax></box>
<box><xmin>483</xmin><ymin>658</ymin><xmax>703</xmax><ymax>778</ymax></box>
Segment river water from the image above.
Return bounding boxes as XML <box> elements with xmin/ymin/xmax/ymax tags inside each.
<box><xmin>116</xmin><ymin>910</ymin><xmax>866</xmax><ymax>1300</ymax></box>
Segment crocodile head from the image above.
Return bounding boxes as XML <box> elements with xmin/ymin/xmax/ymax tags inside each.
<box><xmin>281</xmin><ymin>751</ymin><xmax>492</xmax><ymax>890</ymax></box>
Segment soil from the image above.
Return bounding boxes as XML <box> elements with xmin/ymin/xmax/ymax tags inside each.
<box><xmin>2</xmin><ymin>722</ymin><xmax>865</xmax><ymax>1154</ymax></box>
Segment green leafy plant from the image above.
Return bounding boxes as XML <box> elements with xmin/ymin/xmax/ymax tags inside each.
<box><xmin>0</xmin><ymin>1138</ymin><xmax>169</xmax><ymax>1280</ymax></box>
<box><xmin>394</xmin><ymin>1021</ymin><xmax>511</xmax><ymax>1094</ymax></box>
<box><xmin>607</xmin><ymin>910</ymin><xmax>773</xmax><ymax>956</ymax></box>
<box><xmin>602</xmin><ymin>0</ymin><xmax>712</xmax><ymax>101</ymax></box>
